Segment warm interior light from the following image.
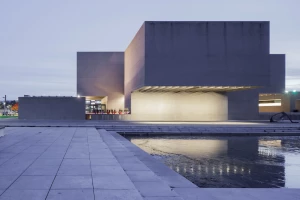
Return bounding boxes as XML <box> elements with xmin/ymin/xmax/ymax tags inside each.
<box><xmin>135</xmin><ymin>86</ymin><xmax>259</xmax><ymax>93</ymax></box>
<box><xmin>259</xmin><ymin>103</ymin><xmax>281</xmax><ymax>107</ymax></box>
<box><xmin>259</xmin><ymin>99</ymin><xmax>281</xmax><ymax>107</ymax></box>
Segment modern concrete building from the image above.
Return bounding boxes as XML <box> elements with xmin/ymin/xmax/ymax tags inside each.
<box><xmin>77</xmin><ymin>21</ymin><xmax>286</xmax><ymax>121</ymax></box>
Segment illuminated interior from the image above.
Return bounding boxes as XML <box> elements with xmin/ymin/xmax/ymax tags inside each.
<box><xmin>84</xmin><ymin>96</ymin><xmax>107</xmax><ymax>113</ymax></box>
<box><xmin>259</xmin><ymin>99</ymin><xmax>282</xmax><ymax>107</ymax></box>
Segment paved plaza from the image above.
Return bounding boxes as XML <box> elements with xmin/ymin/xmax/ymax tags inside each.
<box><xmin>0</xmin><ymin>127</ymin><xmax>300</xmax><ymax>199</ymax></box>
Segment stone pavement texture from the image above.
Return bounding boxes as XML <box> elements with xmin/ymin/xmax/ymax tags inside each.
<box><xmin>0</xmin><ymin>127</ymin><xmax>299</xmax><ymax>200</ymax></box>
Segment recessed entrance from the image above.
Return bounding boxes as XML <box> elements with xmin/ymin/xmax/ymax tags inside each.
<box><xmin>84</xmin><ymin>96</ymin><xmax>107</xmax><ymax>114</ymax></box>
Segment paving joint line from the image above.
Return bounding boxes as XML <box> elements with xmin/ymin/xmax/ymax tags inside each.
<box><xmin>87</xmin><ymin>127</ymin><xmax>96</xmax><ymax>200</ymax></box>
<box><xmin>1</xmin><ymin>127</ymin><xmax>66</xmax><ymax>196</ymax></box>
<box><xmin>0</xmin><ymin>127</ymin><xmax>52</xmax><ymax>167</ymax></box>
<box><xmin>44</xmin><ymin>127</ymin><xmax>77</xmax><ymax>200</ymax></box>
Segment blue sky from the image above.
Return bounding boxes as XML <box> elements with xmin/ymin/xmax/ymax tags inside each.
<box><xmin>0</xmin><ymin>0</ymin><xmax>299</xmax><ymax>100</ymax></box>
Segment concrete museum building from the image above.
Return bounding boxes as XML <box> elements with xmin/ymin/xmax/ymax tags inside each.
<box><xmin>77</xmin><ymin>21</ymin><xmax>285</xmax><ymax>121</ymax></box>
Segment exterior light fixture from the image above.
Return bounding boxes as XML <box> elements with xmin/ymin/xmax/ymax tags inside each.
<box><xmin>293</xmin><ymin>90</ymin><xmax>297</xmax><ymax>93</ymax></box>
<box><xmin>285</xmin><ymin>90</ymin><xmax>289</xmax><ymax>93</ymax></box>
<box><xmin>77</xmin><ymin>95</ymin><xmax>81</xmax><ymax>98</ymax></box>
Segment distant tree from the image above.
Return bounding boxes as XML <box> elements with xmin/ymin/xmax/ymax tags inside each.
<box><xmin>7</xmin><ymin>101</ymin><xmax>16</xmax><ymax>106</ymax></box>
<box><xmin>11</xmin><ymin>103</ymin><xmax>18</xmax><ymax>112</ymax></box>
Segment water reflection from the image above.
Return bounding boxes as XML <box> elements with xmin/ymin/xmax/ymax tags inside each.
<box><xmin>126</xmin><ymin>136</ymin><xmax>300</xmax><ymax>188</ymax></box>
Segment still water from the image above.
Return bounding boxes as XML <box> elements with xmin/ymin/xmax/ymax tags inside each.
<box><xmin>126</xmin><ymin>136</ymin><xmax>300</xmax><ymax>188</ymax></box>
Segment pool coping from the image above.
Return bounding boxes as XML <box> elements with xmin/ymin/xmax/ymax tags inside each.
<box><xmin>109</xmin><ymin>130</ymin><xmax>300</xmax><ymax>200</ymax></box>
<box><xmin>117</xmin><ymin>132</ymin><xmax>300</xmax><ymax>136</ymax></box>
<box><xmin>108</xmin><ymin>131</ymin><xmax>199</xmax><ymax>189</ymax></box>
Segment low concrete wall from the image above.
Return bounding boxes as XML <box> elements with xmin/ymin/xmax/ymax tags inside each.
<box><xmin>90</xmin><ymin>112</ymin><xmax>300</xmax><ymax>122</ymax></box>
<box><xmin>90</xmin><ymin>114</ymin><xmax>130</xmax><ymax>120</ymax></box>
<box><xmin>0</xmin><ymin>127</ymin><xmax>4</xmax><ymax>137</ymax></box>
<box><xmin>19</xmin><ymin>97</ymin><xmax>86</xmax><ymax>120</ymax></box>
<box><xmin>259</xmin><ymin>112</ymin><xmax>300</xmax><ymax>121</ymax></box>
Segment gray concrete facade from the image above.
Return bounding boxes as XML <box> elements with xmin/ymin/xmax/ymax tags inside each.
<box><xmin>77</xmin><ymin>21</ymin><xmax>286</xmax><ymax>121</ymax></box>
<box><xmin>18</xmin><ymin>97</ymin><xmax>86</xmax><ymax>120</ymax></box>
<box><xmin>124</xmin><ymin>24</ymin><xmax>146</xmax><ymax>109</ymax></box>
<box><xmin>143</xmin><ymin>21</ymin><xmax>270</xmax><ymax>87</ymax></box>
<box><xmin>259</xmin><ymin>54</ymin><xmax>286</xmax><ymax>94</ymax></box>
<box><xmin>77</xmin><ymin>52</ymin><xmax>124</xmax><ymax>110</ymax></box>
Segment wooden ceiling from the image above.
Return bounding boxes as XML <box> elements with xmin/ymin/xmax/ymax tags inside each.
<box><xmin>134</xmin><ymin>86</ymin><xmax>259</xmax><ymax>93</ymax></box>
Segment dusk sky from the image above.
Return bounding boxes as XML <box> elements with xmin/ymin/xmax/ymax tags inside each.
<box><xmin>1</xmin><ymin>0</ymin><xmax>299</xmax><ymax>100</ymax></box>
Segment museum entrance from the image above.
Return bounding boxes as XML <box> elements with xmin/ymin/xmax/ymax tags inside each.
<box><xmin>85</xmin><ymin>99</ymin><xmax>106</xmax><ymax>114</ymax></box>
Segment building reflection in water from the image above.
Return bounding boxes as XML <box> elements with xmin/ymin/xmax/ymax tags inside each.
<box><xmin>126</xmin><ymin>136</ymin><xmax>300</xmax><ymax>188</ymax></box>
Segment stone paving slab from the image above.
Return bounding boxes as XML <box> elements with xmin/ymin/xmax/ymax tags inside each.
<box><xmin>0</xmin><ymin>176</ymin><xmax>18</xmax><ymax>189</ymax></box>
<box><xmin>94</xmin><ymin>189</ymin><xmax>143</xmax><ymax>200</ymax></box>
<box><xmin>133</xmin><ymin>181</ymin><xmax>179</xmax><ymax>197</ymax></box>
<box><xmin>144</xmin><ymin>198</ymin><xmax>184</xmax><ymax>200</ymax></box>
<box><xmin>0</xmin><ymin>189</ymin><xmax>48</xmax><ymax>200</ymax></box>
<box><xmin>51</xmin><ymin>175</ymin><xmax>93</xmax><ymax>189</ymax></box>
<box><xmin>9</xmin><ymin>175</ymin><xmax>55</xmax><ymax>190</ymax></box>
<box><xmin>23</xmin><ymin>165</ymin><xmax>59</xmax><ymax>176</ymax></box>
<box><xmin>47</xmin><ymin>189</ymin><xmax>94</xmax><ymax>200</ymax></box>
<box><xmin>0</xmin><ymin>127</ymin><xmax>300</xmax><ymax>200</ymax></box>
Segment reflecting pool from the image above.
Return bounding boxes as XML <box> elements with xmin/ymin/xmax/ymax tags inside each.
<box><xmin>126</xmin><ymin>136</ymin><xmax>300</xmax><ymax>188</ymax></box>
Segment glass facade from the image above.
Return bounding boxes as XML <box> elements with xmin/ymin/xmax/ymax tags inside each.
<box><xmin>85</xmin><ymin>100</ymin><xmax>106</xmax><ymax>114</ymax></box>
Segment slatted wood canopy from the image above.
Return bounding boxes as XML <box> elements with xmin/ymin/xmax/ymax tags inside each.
<box><xmin>134</xmin><ymin>86</ymin><xmax>259</xmax><ymax>93</ymax></box>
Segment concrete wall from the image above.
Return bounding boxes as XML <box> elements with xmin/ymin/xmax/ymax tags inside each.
<box><xmin>0</xmin><ymin>127</ymin><xmax>4</xmax><ymax>137</ymax></box>
<box><xmin>130</xmin><ymin>92</ymin><xmax>228</xmax><ymax>121</ymax></box>
<box><xmin>259</xmin><ymin>54</ymin><xmax>285</xmax><ymax>93</ymax></box>
<box><xmin>259</xmin><ymin>112</ymin><xmax>300</xmax><ymax>120</ymax></box>
<box><xmin>269</xmin><ymin>54</ymin><xmax>285</xmax><ymax>92</ymax></box>
<box><xmin>18</xmin><ymin>97</ymin><xmax>85</xmax><ymax>120</ymax></box>
<box><xmin>228</xmin><ymin>90</ymin><xmax>259</xmax><ymax>120</ymax></box>
<box><xmin>289</xmin><ymin>93</ymin><xmax>300</xmax><ymax>112</ymax></box>
<box><xmin>124</xmin><ymin>24</ymin><xmax>146</xmax><ymax>109</ymax></box>
<box><xmin>77</xmin><ymin>52</ymin><xmax>124</xmax><ymax>110</ymax></box>
<box><xmin>296</xmin><ymin>100</ymin><xmax>300</xmax><ymax>111</ymax></box>
<box><xmin>144</xmin><ymin>21</ymin><xmax>270</xmax><ymax>87</ymax></box>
